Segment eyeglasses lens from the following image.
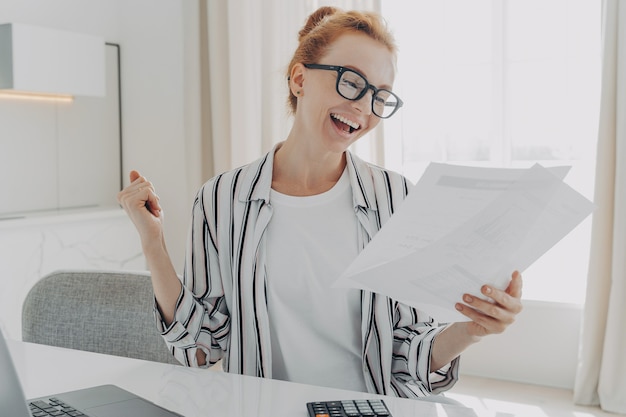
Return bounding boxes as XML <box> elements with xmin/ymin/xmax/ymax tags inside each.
<box><xmin>375</xmin><ymin>91</ymin><xmax>398</xmax><ymax>118</ymax></box>
<box><xmin>338</xmin><ymin>71</ymin><xmax>367</xmax><ymax>100</ymax></box>
<box><xmin>337</xmin><ymin>70</ymin><xmax>398</xmax><ymax>118</ymax></box>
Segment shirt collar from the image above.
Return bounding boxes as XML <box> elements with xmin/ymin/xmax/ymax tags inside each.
<box><xmin>238</xmin><ymin>143</ymin><xmax>379</xmax><ymax>213</ymax></box>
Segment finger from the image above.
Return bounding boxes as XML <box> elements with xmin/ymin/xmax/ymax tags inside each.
<box><xmin>479</xmin><ymin>273</ymin><xmax>523</xmax><ymax>307</ymax></box>
<box><xmin>118</xmin><ymin>181</ymin><xmax>154</xmax><ymax>209</ymax></box>
<box><xmin>117</xmin><ymin>173</ymin><xmax>163</xmax><ymax>218</ymax></box>
<box><xmin>145</xmin><ymin>189</ymin><xmax>162</xmax><ymax>216</ymax></box>
<box><xmin>506</xmin><ymin>271</ymin><xmax>523</xmax><ymax>299</ymax></box>
<box><xmin>129</xmin><ymin>172</ymin><xmax>153</xmax><ymax>190</ymax></box>
<box><xmin>130</xmin><ymin>180</ymin><xmax>155</xmax><ymax>196</ymax></box>
<box><xmin>130</xmin><ymin>170</ymin><xmax>141</xmax><ymax>182</ymax></box>
<box><xmin>455</xmin><ymin>303</ymin><xmax>503</xmax><ymax>335</ymax></box>
<box><xmin>457</xmin><ymin>295</ymin><xmax>518</xmax><ymax>335</ymax></box>
<box><xmin>130</xmin><ymin>181</ymin><xmax>161</xmax><ymax>214</ymax></box>
<box><xmin>479</xmin><ymin>285</ymin><xmax>524</xmax><ymax>316</ymax></box>
<box><xmin>461</xmin><ymin>293</ymin><xmax>518</xmax><ymax>324</ymax></box>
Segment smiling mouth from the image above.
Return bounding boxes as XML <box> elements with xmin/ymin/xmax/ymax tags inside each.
<box><xmin>331</xmin><ymin>113</ymin><xmax>360</xmax><ymax>134</ymax></box>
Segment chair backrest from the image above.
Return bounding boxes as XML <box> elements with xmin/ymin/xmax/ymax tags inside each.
<box><xmin>22</xmin><ymin>270</ymin><xmax>179</xmax><ymax>365</ymax></box>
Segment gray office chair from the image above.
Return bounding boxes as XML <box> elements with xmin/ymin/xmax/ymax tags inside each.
<box><xmin>22</xmin><ymin>269</ymin><xmax>179</xmax><ymax>365</ymax></box>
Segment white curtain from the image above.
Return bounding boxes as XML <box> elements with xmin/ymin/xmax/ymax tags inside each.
<box><xmin>199</xmin><ymin>0</ymin><xmax>383</xmax><ymax>179</ymax></box>
<box><xmin>573</xmin><ymin>0</ymin><xmax>626</xmax><ymax>414</ymax></box>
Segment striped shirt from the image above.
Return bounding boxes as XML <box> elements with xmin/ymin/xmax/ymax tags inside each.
<box><xmin>154</xmin><ymin>144</ymin><xmax>460</xmax><ymax>398</ymax></box>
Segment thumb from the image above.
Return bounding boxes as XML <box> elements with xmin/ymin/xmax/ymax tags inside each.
<box><xmin>129</xmin><ymin>170</ymin><xmax>141</xmax><ymax>182</ymax></box>
<box><xmin>506</xmin><ymin>271</ymin><xmax>523</xmax><ymax>299</ymax></box>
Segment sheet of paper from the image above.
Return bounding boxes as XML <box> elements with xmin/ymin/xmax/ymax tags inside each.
<box><xmin>335</xmin><ymin>163</ymin><xmax>594</xmax><ymax>322</ymax></box>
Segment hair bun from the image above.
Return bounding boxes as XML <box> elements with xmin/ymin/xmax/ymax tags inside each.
<box><xmin>298</xmin><ymin>6</ymin><xmax>338</xmax><ymax>41</ymax></box>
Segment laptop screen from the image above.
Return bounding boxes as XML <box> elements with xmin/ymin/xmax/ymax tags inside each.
<box><xmin>0</xmin><ymin>330</ymin><xmax>34</xmax><ymax>417</ymax></box>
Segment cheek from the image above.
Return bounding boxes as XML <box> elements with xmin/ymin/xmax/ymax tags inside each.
<box><xmin>365</xmin><ymin>115</ymin><xmax>381</xmax><ymax>132</ymax></box>
<box><xmin>302</xmin><ymin>86</ymin><xmax>335</xmax><ymax>113</ymax></box>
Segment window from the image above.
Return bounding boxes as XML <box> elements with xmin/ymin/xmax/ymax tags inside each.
<box><xmin>381</xmin><ymin>0</ymin><xmax>601</xmax><ymax>303</ymax></box>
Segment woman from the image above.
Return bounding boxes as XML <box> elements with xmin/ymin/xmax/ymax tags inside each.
<box><xmin>118</xmin><ymin>6</ymin><xmax>523</xmax><ymax>398</ymax></box>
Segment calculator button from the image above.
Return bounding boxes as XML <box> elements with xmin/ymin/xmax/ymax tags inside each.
<box><xmin>307</xmin><ymin>399</ymin><xmax>392</xmax><ymax>417</ymax></box>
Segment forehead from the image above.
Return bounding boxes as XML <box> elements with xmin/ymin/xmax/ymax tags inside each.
<box><xmin>320</xmin><ymin>32</ymin><xmax>396</xmax><ymax>87</ymax></box>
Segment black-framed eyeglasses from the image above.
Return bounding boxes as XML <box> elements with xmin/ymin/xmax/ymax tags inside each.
<box><xmin>303</xmin><ymin>63</ymin><xmax>403</xmax><ymax>119</ymax></box>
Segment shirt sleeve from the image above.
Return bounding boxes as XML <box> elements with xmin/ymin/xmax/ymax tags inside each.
<box><xmin>153</xmin><ymin>184</ymin><xmax>231</xmax><ymax>368</ymax></box>
<box><xmin>391</xmin><ymin>302</ymin><xmax>460</xmax><ymax>395</ymax></box>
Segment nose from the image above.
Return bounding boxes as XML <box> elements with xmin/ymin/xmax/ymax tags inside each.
<box><xmin>352</xmin><ymin>88</ymin><xmax>374</xmax><ymax>115</ymax></box>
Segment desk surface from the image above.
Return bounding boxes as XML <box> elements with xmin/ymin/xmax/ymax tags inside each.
<box><xmin>7</xmin><ymin>339</ymin><xmax>490</xmax><ymax>417</ymax></box>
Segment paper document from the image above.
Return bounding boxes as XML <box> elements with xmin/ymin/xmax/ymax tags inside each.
<box><xmin>335</xmin><ymin>163</ymin><xmax>595</xmax><ymax>322</ymax></box>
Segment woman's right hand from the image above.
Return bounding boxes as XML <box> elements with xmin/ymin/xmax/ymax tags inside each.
<box><xmin>117</xmin><ymin>170</ymin><xmax>164</xmax><ymax>245</ymax></box>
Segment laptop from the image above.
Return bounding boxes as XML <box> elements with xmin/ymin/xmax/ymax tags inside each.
<box><xmin>0</xmin><ymin>330</ymin><xmax>184</xmax><ymax>417</ymax></box>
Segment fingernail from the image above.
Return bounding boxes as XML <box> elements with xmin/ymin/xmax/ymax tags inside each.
<box><xmin>455</xmin><ymin>303</ymin><xmax>463</xmax><ymax>311</ymax></box>
<box><xmin>464</xmin><ymin>294</ymin><xmax>473</xmax><ymax>303</ymax></box>
<box><xmin>483</xmin><ymin>286</ymin><xmax>492</xmax><ymax>295</ymax></box>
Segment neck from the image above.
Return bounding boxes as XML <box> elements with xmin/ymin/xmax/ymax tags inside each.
<box><xmin>272</xmin><ymin>139</ymin><xmax>347</xmax><ymax>196</ymax></box>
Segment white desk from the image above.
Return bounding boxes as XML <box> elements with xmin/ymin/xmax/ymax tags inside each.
<box><xmin>7</xmin><ymin>339</ymin><xmax>492</xmax><ymax>417</ymax></box>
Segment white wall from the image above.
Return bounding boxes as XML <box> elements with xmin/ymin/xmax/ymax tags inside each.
<box><xmin>0</xmin><ymin>0</ymin><xmax>199</xmax><ymax>271</ymax></box>
<box><xmin>458</xmin><ymin>300</ymin><xmax>583</xmax><ymax>390</ymax></box>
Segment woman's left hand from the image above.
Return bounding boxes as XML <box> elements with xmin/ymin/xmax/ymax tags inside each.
<box><xmin>455</xmin><ymin>270</ymin><xmax>524</xmax><ymax>337</ymax></box>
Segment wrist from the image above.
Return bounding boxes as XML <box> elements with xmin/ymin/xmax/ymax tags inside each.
<box><xmin>460</xmin><ymin>322</ymin><xmax>484</xmax><ymax>343</ymax></box>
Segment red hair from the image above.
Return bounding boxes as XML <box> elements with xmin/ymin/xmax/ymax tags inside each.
<box><xmin>286</xmin><ymin>6</ymin><xmax>397</xmax><ymax>114</ymax></box>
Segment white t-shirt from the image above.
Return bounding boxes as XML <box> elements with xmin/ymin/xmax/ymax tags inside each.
<box><xmin>265</xmin><ymin>169</ymin><xmax>367</xmax><ymax>392</ymax></box>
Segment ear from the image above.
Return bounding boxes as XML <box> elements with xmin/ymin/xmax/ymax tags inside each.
<box><xmin>289</xmin><ymin>63</ymin><xmax>306</xmax><ymax>96</ymax></box>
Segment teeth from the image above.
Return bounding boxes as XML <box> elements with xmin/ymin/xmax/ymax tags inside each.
<box><xmin>331</xmin><ymin>113</ymin><xmax>360</xmax><ymax>130</ymax></box>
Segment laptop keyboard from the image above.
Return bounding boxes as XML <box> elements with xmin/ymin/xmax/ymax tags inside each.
<box><xmin>29</xmin><ymin>398</ymin><xmax>90</xmax><ymax>417</ymax></box>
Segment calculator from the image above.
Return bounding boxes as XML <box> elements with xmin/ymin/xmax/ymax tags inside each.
<box><xmin>306</xmin><ymin>399</ymin><xmax>392</xmax><ymax>417</ymax></box>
